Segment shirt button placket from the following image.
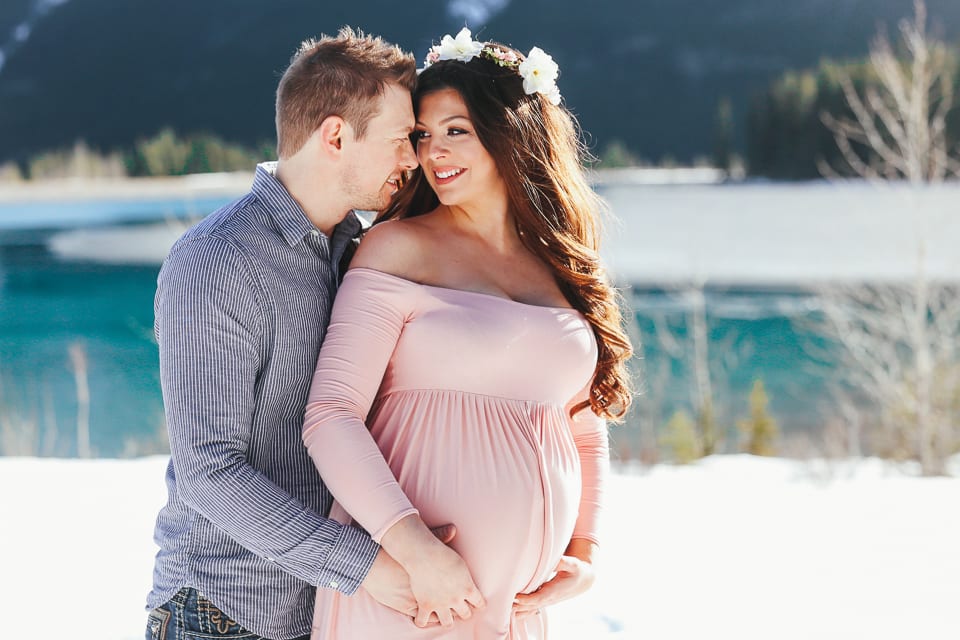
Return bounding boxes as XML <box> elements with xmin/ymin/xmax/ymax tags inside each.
<box><xmin>310</xmin><ymin>232</ymin><xmax>335</xmax><ymax>294</ymax></box>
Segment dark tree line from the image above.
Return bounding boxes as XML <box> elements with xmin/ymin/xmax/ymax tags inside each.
<box><xmin>10</xmin><ymin>129</ymin><xmax>276</xmax><ymax>180</ymax></box>
<box><xmin>747</xmin><ymin>51</ymin><xmax>960</xmax><ymax>180</ymax></box>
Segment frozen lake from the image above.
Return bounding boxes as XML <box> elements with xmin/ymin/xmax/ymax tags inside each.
<box><xmin>597</xmin><ymin>178</ymin><xmax>960</xmax><ymax>285</ymax></box>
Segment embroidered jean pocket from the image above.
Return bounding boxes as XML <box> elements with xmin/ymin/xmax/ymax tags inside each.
<box><xmin>190</xmin><ymin>594</ymin><xmax>257</xmax><ymax>638</ymax></box>
<box><xmin>146</xmin><ymin>607</ymin><xmax>171</xmax><ymax>640</ymax></box>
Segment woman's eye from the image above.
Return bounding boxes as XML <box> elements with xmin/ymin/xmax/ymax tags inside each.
<box><xmin>448</xmin><ymin>128</ymin><xmax>467</xmax><ymax>136</ymax></box>
<box><xmin>410</xmin><ymin>131</ymin><xmax>429</xmax><ymax>143</ymax></box>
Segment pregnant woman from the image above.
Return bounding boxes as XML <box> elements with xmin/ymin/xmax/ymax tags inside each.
<box><xmin>302</xmin><ymin>29</ymin><xmax>634</xmax><ymax>639</ymax></box>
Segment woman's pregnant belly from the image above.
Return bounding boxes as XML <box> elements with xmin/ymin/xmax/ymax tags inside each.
<box><xmin>369</xmin><ymin>390</ymin><xmax>583</xmax><ymax>605</ymax></box>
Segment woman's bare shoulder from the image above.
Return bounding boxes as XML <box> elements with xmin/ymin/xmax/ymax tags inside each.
<box><xmin>350</xmin><ymin>216</ymin><xmax>438</xmax><ymax>279</ymax></box>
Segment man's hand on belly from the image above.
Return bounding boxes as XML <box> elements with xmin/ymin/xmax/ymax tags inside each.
<box><xmin>361</xmin><ymin>548</ymin><xmax>418</xmax><ymax>617</ymax></box>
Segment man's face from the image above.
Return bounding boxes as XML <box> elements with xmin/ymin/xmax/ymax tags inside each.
<box><xmin>340</xmin><ymin>83</ymin><xmax>418</xmax><ymax>212</ymax></box>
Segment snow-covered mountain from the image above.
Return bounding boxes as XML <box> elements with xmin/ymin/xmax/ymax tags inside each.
<box><xmin>0</xmin><ymin>0</ymin><xmax>70</xmax><ymax>73</ymax></box>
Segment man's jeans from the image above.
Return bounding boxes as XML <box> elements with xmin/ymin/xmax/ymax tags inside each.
<box><xmin>146</xmin><ymin>588</ymin><xmax>310</xmax><ymax>640</ymax></box>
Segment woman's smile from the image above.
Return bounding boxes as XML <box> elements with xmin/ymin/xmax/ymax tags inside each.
<box><xmin>433</xmin><ymin>167</ymin><xmax>466</xmax><ymax>184</ymax></box>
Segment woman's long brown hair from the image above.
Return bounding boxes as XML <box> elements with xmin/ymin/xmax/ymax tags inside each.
<box><xmin>380</xmin><ymin>45</ymin><xmax>634</xmax><ymax>420</ymax></box>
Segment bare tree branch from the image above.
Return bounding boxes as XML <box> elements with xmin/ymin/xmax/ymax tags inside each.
<box><xmin>817</xmin><ymin>4</ymin><xmax>960</xmax><ymax>474</ymax></box>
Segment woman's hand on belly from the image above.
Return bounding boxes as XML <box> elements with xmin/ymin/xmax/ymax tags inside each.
<box><xmin>380</xmin><ymin>514</ymin><xmax>487</xmax><ymax>628</ymax></box>
<box><xmin>361</xmin><ymin>523</ymin><xmax>461</xmax><ymax>622</ymax></box>
<box><xmin>511</xmin><ymin>538</ymin><xmax>598</xmax><ymax>616</ymax></box>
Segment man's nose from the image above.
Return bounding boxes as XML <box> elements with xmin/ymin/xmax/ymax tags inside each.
<box><xmin>400</xmin><ymin>138</ymin><xmax>418</xmax><ymax>170</ymax></box>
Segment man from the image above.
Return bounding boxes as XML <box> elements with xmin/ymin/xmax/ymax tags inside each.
<box><xmin>145</xmin><ymin>28</ymin><xmax>478</xmax><ymax>640</ymax></box>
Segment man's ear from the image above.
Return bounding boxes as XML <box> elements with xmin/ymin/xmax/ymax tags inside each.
<box><xmin>316</xmin><ymin>116</ymin><xmax>348</xmax><ymax>155</ymax></box>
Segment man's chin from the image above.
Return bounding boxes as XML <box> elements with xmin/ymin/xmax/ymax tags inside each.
<box><xmin>350</xmin><ymin>195</ymin><xmax>390</xmax><ymax>213</ymax></box>
<box><xmin>378</xmin><ymin>188</ymin><xmax>398</xmax><ymax>209</ymax></box>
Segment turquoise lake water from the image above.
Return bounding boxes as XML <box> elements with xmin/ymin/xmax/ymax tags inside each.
<box><xmin>0</xmin><ymin>192</ymin><xmax>838</xmax><ymax>458</ymax></box>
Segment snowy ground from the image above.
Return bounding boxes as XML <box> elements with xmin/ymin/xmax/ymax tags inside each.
<box><xmin>2</xmin><ymin>455</ymin><xmax>956</xmax><ymax>639</ymax></box>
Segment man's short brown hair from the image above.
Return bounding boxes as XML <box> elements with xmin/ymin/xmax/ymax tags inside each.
<box><xmin>275</xmin><ymin>27</ymin><xmax>417</xmax><ymax>158</ymax></box>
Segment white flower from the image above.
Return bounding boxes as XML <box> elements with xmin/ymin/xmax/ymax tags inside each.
<box><xmin>518</xmin><ymin>46</ymin><xmax>559</xmax><ymax>96</ymax></box>
<box><xmin>544</xmin><ymin>84</ymin><xmax>562</xmax><ymax>106</ymax></box>
<box><xmin>422</xmin><ymin>32</ymin><xmax>563</xmax><ymax>104</ymax></box>
<box><xmin>436</xmin><ymin>27</ymin><xmax>483</xmax><ymax>63</ymax></box>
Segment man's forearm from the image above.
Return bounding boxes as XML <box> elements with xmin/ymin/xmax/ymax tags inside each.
<box><xmin>167</xmin><ymin>432</ymin><xmax>380</xmax><ymax>591</ymax></box>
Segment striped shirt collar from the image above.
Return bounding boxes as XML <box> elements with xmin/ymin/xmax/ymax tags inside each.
<box><xmin>251</xmin><ymin>161</ymin><xmax>362</xmax><ymax>248</ymax></box>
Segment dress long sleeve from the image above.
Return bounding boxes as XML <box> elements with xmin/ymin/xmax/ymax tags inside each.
<box><xmin>566</xmin><ymin>383</ymin><xmax>609</xmax><ymax>545</ymax></box>
<box><xmin>302</xmin><ymin>269</ymin><xmax>419</xmax><ymax>543</ymax></box>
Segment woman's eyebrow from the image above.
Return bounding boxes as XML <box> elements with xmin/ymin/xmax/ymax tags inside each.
<box><xmin>415</xmin><ymin>114</ymin><xmax>470</xmax><ymax>126</ymax></box>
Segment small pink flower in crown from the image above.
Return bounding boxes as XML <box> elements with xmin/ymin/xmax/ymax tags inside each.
<box><xmin>484</xmin><ymin>47</ymin><xmax>519</xmax><ymax>67</ymax></box>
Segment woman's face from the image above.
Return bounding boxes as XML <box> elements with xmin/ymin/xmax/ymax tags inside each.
<box><xmin>413</xmin><ymin>88</ymin><xmax>504</xmax><ymax>208</ymax></box>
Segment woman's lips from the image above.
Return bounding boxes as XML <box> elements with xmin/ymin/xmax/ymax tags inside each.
<box><xmin>433</xmin><ymin>167</ymin><xmax>465</xmax><ymax>185</ymax></box>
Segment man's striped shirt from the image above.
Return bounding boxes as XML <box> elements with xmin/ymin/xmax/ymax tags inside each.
<box><xmin>147</xmin><ymin>163</ymin><xmax>377</xmax><ymax>639</ymax></box>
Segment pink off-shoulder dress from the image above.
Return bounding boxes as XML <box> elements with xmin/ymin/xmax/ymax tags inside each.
<box><xmin>302</xmin><ymin>267</ymin><xmax>608</xmax><ymax>639</ymax></box>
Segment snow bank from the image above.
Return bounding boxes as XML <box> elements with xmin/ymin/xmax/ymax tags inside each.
<box><xmin>1</xmin><ymin>455</ymin><xmax>956</xmax><ymax>639</ymax></box>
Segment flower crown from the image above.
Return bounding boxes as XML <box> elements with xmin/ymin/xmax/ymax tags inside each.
<box><xmin>422</xmin><ymin>28</ymin><xmax>562</xmax><ymax>106</ymax></box>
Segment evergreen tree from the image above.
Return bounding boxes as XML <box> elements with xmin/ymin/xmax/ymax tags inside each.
<box><xmin>598</xmin><ymin>140</ymin><xmax>641</xmax><ymax>168</ymax></box>
<box><xmin>737</xmin><ymin>380</ymin><xmax>779</xmax><ymax>456</ymax></box>
<box><xmin>713</xmin><ymin>97</ymin><xmax>733</xmax><ymax>173</ymax></box>
<box><xmin>660</xmin><ymin>410</ymin><xmax>703</xmax><ymax>464</ymax></box>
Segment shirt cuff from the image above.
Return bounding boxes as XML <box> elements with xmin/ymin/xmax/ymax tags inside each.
<box><xmin>315</xmin><ymin>524</ymin><xmax>381</xmax><ymax>595</ymax></box>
